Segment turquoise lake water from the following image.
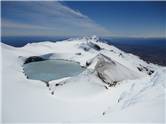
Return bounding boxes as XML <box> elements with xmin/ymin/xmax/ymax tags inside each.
<box><xmin>23</xmin><ymin>59</ymin><xmax>85</xmax><ymax>82</ymax></box>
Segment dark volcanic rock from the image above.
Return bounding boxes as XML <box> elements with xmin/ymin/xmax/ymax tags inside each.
<box><xmin>76</xmin><ymin>53</ymin><xmax>82</xmax><ymax>55</ymax></box>
<box><xmin>137</xmin><ymin>64</ymin><xmax>154</xmax><ymax>75</ymax></box>
<box><xmin>86</xmin><ymin>61</ymin><xmax>91</xmax><ymax>66</ymax></box>
<box><xmin>24</xmin><ymin>56</ymin><xmax>45</xmax><ymax>64</ymax></box>
<box><xmin>88</xmin><ymin>42</ymin><xmax>101</xmax><ymax>51</ymax></box>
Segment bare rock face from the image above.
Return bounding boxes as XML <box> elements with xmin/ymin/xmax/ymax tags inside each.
<box><xmin>94</xmin><ymin>54</ymin><xmax>117</xmax><ymax>86</ymax></box>
<box><xmin>93</xmin><ymin>54</ymin><xmax>140</xmax><ymax>86</ymax></box>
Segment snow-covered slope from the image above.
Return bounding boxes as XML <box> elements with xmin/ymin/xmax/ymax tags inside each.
<box><xmin>1</xmin><ymin>36</ymin><xmax>165</xmax><ymax>123</ymax></box>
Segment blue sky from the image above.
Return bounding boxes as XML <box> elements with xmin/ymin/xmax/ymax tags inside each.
<box><xmin>1</xmin><ymin>1</ymin><xmax>165</xmax><ymax>38</ymax></box>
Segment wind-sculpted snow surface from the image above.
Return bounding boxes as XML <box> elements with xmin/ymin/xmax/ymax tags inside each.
<box><xmin>1</xmin><ymin>36</ymin><xmax>165</xmax><ymax>123</ymax></box>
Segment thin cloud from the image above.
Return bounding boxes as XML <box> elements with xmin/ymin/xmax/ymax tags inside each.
<box><xmin>1</xmin><ymin>1</ymin><xmax>111</xmax><ymax>37</ymax></box>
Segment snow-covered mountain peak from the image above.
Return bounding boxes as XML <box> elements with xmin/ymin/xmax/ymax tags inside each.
<box><xmin>84</xmin><ymin>35</ymin><xmax>99</xmax><ymax>42</ymax></box>
<box><xmin>67</xmin><ymin>35</ymin><xmax>100</xmax><ymax>43</ymax></box>
<box><xmin>1</xmin><ymin>36</ymin><xmax>165</xmax><ymax>122</ymax></box>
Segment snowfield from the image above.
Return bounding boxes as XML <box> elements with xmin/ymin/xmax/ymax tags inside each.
<box><xmin>1</xmin><ymin>36</ymin><xmax>166</xmax><ymax>123</ymax></box>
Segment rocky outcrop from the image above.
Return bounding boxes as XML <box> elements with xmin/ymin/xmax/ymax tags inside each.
<box><xmin>79</xmin><ymin>37</ymin><xmax>102</xmax><ymax>51</ymax></box>
<box><xmin>24</xmin><ymin>56</ymin><xmax>46</xmax><ymax>64</ymax></box>
<box><xmin>88</xmin><ymin>54</ymin><xmax>141</xmax><ymax>86</ymax></box>
<box><xmin>137</xmin><ymin>64</ymin><xmax>154</xmax><ymax>75</ymax></box>
<box><xmin>88</xmin><ymin>42</ymin><xmax>101</xmax><ymax>51</ymax></box>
